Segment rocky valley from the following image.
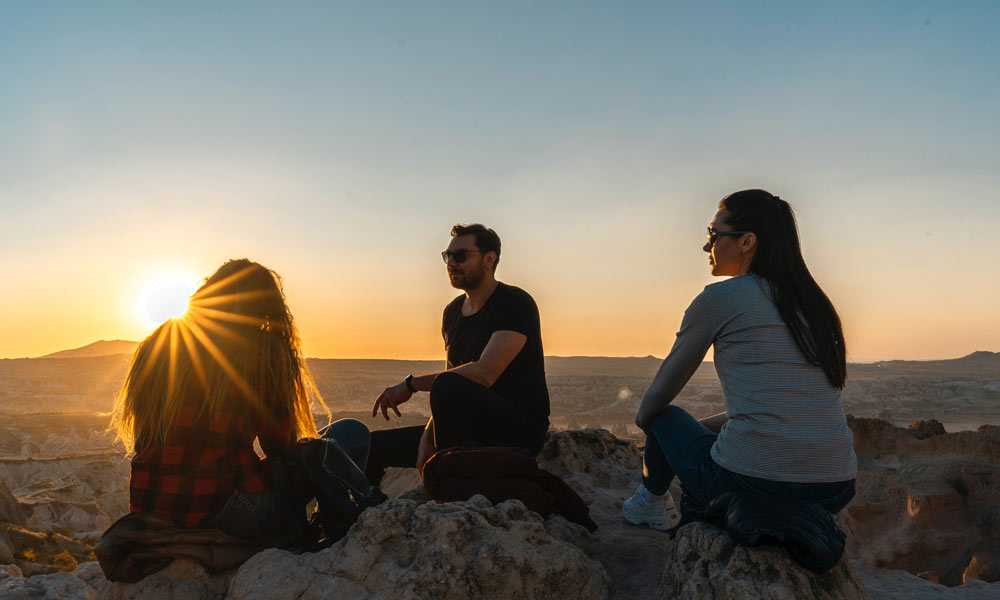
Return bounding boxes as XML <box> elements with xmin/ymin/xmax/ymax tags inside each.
<box><xmin>0</xmin><ymin>347</ymin><xmax>998</xmax><ymax>598</ymax></box>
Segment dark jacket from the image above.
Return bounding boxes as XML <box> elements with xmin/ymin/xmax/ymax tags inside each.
<box><xmin>95</xmin><ymin>511</ymin><xmax>268</xmax><ymax>583</ymax></box>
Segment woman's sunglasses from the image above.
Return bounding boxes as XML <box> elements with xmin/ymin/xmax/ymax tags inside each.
<box><xmin>707</xmin><ymin>228</ymin><xmax>750</xmax><ymax>246</ymax></box>
<box><xmin>441</xmin><ymin>249</ymin><xmax>482</xmax><ymax>264</ymax></box>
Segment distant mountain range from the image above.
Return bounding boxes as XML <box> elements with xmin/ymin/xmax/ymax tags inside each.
<box><xmin>38</xmin><ymin>340</ymin><xmax>140</xmax><ymax>359</ymax></box>
<box><xmin>849</xmin><ymin>351</ymin><xmax>1000</xmax><ymax>379</ymax></box>
<box><xmin>24</xmin><ymin>340</ymin><xmax>1000</xmax><ymax>379</ymax></box>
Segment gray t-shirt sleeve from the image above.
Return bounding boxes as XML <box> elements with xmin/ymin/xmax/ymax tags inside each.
<box><xmin>635</xmin><ymin>288</ymin><xmax>720</xmax><ymax>429</ymax></box>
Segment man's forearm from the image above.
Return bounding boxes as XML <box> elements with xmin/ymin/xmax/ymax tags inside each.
<box><xmin>406</xmin><ymin>364</ymin><xmax>487</xmax><ymax>394</ymax></box>
<box><xmin>409</xmin><ymin>372</ymin><xmax>439</xmax><ymax>393</ymax></box>
<box><xmin>447</xmin><ymin>361</ymin><xmax>495</xmax><ymax>387</ymax></box>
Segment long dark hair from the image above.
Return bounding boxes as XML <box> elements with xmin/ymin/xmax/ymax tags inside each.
<box><xmin>720</xmin><ymin>190</ymin><xmax>847</xmax><ymax>388</ymax></box>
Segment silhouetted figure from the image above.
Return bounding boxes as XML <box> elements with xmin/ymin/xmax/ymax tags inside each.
<box><xmin>367</xmin><ymin>224</ymin><xmax>550</xmax><ymax>483</ymax></box>
<box><xmin>111</xmin><ymin>259</ymin><xmax>379</xmax><ymax>544</ymax></box>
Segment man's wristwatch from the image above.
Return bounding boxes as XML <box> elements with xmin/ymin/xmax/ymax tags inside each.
<box><xmin>404</xmin><ymin>374</ymin><xmax>417</xmax><ymax>393</ymax></box>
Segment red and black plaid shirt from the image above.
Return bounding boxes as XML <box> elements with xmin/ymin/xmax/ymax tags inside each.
<box><xmin>129</xmin><ymin>390</ymin><xmax>292</xmax><ymax>528</ymax></box>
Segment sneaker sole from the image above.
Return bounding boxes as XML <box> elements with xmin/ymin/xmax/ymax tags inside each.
<box><xmin>623</xmin><ymin>512</ymin><xmax>670</xmax><ymax>531</ymax></box>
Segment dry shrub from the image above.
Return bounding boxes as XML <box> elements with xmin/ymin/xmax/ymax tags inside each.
<box><xmin>53</xmin><ymin>551</ymin><xmax>78</xmax><ymax>571</ymax></box>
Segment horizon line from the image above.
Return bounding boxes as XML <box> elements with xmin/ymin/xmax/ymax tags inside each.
<box><xmin>10</xmin><ymin>347</ymin><xmax>998</xmax><ymax>365</ymax></box>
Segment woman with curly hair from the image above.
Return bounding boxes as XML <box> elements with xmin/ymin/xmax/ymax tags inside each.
<box><xmin>112</xmin><ymin>258</ymin><xmax>379</xmax><ymax>541</ymax></box>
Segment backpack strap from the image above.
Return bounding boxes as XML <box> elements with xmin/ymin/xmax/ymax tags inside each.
<box><xmin>294</xmin><ymin>437</ymin><xmax>387</xmax><ymax>542</ymax></box>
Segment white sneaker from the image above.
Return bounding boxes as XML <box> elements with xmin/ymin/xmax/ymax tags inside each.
<box><xmin>623</xmin><ymin>484</ymin><xmax>681</xmax><ymax>531</ymax></box>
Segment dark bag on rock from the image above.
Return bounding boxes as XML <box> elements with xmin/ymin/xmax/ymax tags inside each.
<box><xmin>421</xmin><ymin>445</ymin><xmax>598</xmax><ymax>532</ymax></box>
<box><xmin>294</xmin><ymin>437</ymin><xmax>387</xmax><ymax>542</ymax></box>
<box><xmin>674</xmin><ymin>490</ymin><xmax>846</xmax><ymax>573</ymax></box>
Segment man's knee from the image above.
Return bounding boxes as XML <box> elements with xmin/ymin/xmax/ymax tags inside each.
<box><xmin>430</xmin><ymin>371</ymin><xmax>466</xmax><ymax>396</ymax></box>
<box><xmin>430</xmin><ymin>372</ymin><xmax>478</xmax><ymax>423</ymax></box>
<box><xmin>430</xmin><ymin>372</ymin><xmax>471</xmax><ymax>410</ymax></box>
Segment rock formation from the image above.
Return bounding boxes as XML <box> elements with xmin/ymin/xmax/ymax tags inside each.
<box><xmin>230</xmin><ymin>496</ymin><xmax>608</xmax><ymax>600</ymax></box>
<box><xmin>854</xmin><ymin>560</ymin><xmax>1000</xmax><ymax>600</ymax></box>
<box><xmin>0</xmin><ymin>479</ymin><xmax>23</xmax><ymax>527</ymax></box>
<box><xmin>3</xmin><ymin>424</ymin><xmax>1000</xmax><ymax>599</ymax></box>
<box><xmin>537</xmin><ymin>429</ymin><xmax>678</xmax><ymax>598</ymax></box>
<box><xmin>842</xmin><ymin>417</ymin><xmax>1000</xmax><ymax>586</ymax></box>
<box><xmin>0</xmin><ymin>454</ymin><xmax>130</xmax><ymax>538</ymax></box>
<box><xmin>99</xmin><ymin>559</ymin><xmax>228</xmax><ymax>600</ymax></box>
<box><xmin>0</xmin><ymin>569</ymin><xmax>97</xmax><ymax>600</ymax></box>
<box><xmin>659</xmin><ymin>521</ymin><xmax>869</xmax><ymax>600</ymax></box>
<box><xmin>97</xmin><ymin>495</ymin><xmax>609</xmax><ymax>600</ymax></box>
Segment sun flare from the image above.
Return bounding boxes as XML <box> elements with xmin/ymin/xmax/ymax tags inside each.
<box><xmin>135</xmin><ymin>273</ymin><xmax>200</xmax><ymax>328</ymax></box>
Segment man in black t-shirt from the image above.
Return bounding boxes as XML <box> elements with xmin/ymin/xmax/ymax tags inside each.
<box><xmin>366</xmin><ymin>224</ymin><xmax>550</xmax><ymax>485</ymax></box>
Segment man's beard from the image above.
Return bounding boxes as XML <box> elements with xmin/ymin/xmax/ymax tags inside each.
<box><xmin>448</xmin><ymin>265</ymin><xmax>485</xmax><ymax>290</ymax></box>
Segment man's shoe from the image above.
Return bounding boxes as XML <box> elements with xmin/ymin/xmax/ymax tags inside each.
<box><xmin>623</xmin><ymin>484</ymin><xmax>680</xmax><ymax>531</ymax></box>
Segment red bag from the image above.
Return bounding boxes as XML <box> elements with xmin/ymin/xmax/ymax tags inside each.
<box><xmin>422</xmin><ymin>445</ymin><xmax>597</xmax><ymax>532</ymax></box>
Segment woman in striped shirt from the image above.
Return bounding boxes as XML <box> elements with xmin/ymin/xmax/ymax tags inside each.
<box><xmin>625</xmin><ymin>189</ymin><xmax>857</xmax><ymax>531</ymax></box>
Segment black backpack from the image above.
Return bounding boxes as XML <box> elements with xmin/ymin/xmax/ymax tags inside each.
<box><xmin>291</xmin><ymin>437</ymin><xmax>388</xmax><ymax>544</ymax></box>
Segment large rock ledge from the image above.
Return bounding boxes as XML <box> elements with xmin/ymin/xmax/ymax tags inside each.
<box><xmin>3</xmin><ymin>425</ymin><xmax>1000</xmax><ymax>599</ymax></box>
<box><xmin>100</xmin><ymin>495</ymin><xmax>610</xmax><ymax>600</ymax></box>
<box><xmin>659</xmin><ymin>521</ymin><xmax>868</xmax><ymax>600</ymax></box>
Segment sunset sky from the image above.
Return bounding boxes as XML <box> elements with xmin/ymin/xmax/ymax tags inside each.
<box><xmin>2</xmin><ymin>2</ymin><xmax>998</xmax><ymax>362</ymax></box>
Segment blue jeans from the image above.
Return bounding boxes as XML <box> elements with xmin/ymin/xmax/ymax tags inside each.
<box><xmin>317</xmin><ymin>419</ymin><xmax>370</xmax><ymax>472</ymax></box>
<box><xmin>200</xmin><ymin>418</ymin><xmax>371</xmax><ymax>539</ymax></box>
<box><xmin>642</xmin><ymin>405</ymin><xmax>854</xmax><ymax>514</ymax></box>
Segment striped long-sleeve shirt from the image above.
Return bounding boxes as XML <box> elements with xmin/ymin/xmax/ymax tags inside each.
<box><xmin>637</xmin><ymin>274</ymin><xmax>857</xmax><ymax>483</ymax></box>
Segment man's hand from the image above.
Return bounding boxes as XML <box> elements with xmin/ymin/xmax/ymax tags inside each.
<box><xmin>372</xmin><ymin>382</ymin><xmax>412</xmax><ymax>421</ymax></box>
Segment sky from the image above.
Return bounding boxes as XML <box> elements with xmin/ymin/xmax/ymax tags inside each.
<box><xmin>1</xmin><ymin>1</ymin><xmax>998</xmax><ymax>362</ymax></box>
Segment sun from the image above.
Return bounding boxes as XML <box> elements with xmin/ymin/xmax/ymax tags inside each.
<box><xmin>135</xmin><ymin>273</ymin><xmax>200</xmax><ymax>328</ymax></box>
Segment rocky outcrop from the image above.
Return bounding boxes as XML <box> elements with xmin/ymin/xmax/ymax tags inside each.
<box><xmin>2</xmin><ymin>524</ymin><xmax>94</xmax><ymax>575</ymax></box>
<box><xmin>21</xmin><ymin>500</ymin><xmax>110</xmax><ymax>536</ymax></box>
<box><xmin>0</xmin><ymin>570</ymin><xmax>97</xmax><ymax>599</ymax></box>
<box><xmin>0</xmin><ymin>478</ymin><xmax>23</xmax><ymax>526</ymax></box>
<box><xmin>0</xmin><ymin>563</ymin><xmax>23</xmax><ymax>578</ymax></box>
<box><xmin>7</xmin><ymin>423</ymin><xmax>1000</xmax><ymax>599</ymax></box>
<box><xmin>227</xmin><ymin>496</ymin><xmax>608</xmax><ymax>600</ymax></box>
<box><xmin>0</xmin><ymin>455</ymin><xmax>129</xmax><ymax>538</ymax></box>
<box><xmin>538</xmin><ymin>429</ymin><xmax>678</xmax><ymax>599</ymax></box>
<box><xmin>97</xmin><ymin>495</ymin><xmax>609</xmax><ymax>600</ymax></box>
<box><xmin>906</xmin><ymin>419</ymin><xmax>947</xmax><ymax>440</ymax></box>
<box><xmin>99</xmin><ymin>559</ymin><xmax>228</xmax><ymax>600</ymax></box>
<box><xmin>853</xmin><ymin>560</ymin><xmax>1000</xmax><ymax>600</ymax></box>
<box><xmin>843</xmin><ymin>417</ymin><xmax>1000</xmax><ymax>585</ymax></box>
<box><xmin>658</xmin><ymin>521</ymin><xmax>868</xmax><ymax>599</ymax></box>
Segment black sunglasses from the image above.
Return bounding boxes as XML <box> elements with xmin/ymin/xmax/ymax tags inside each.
<box><xmin>441</xmin><ymin>248</ymin><xmax>482</xmax><ymax>264</ymax></box>
<box><xmin>707</xmin><ymin>227</ymin><xmax>750</xmax><ymax>246</ymax></box>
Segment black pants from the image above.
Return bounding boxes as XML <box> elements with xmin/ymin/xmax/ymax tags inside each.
<box><xmin>365</xmin><ymin>372</ymin><xmax>547</xmax><ymax>485</ymax></box>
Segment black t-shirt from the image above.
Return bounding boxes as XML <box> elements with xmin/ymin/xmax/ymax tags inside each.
<box><xmin>441</xmin><ymin>282</ymin><xmax>550</xmax><ymax>428</ymax></box>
